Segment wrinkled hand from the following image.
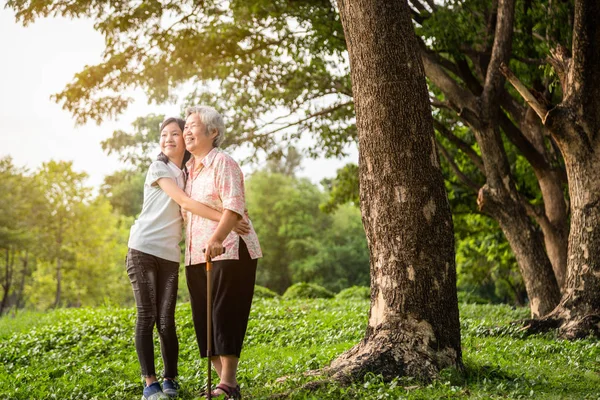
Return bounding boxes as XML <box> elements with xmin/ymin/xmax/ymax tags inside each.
<box><xmin>204</xmin><ymin>238</ymin><xmax>225</xmax><ymax>260</ymax></box>
<box><xmin>233</xmin><ymin>219</ymin><xmax>250</xmax><ymax>235</ymax></box>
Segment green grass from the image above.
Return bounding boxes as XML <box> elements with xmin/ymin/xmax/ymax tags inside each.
<box><xmin>1</xmin><ymin>299</ymin><xmax>599</xmax><ymax>399</ymax></box>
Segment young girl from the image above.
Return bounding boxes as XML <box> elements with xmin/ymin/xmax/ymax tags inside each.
<box><xmin>126</xmin><ymin>117</ymin><xmax>249</xmax><ymax>400</ymax></box>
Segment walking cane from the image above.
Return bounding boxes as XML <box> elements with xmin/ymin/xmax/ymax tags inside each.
<box><xmin>205</xmin><ymin>247</ymin><xmax>224</xmax><ymax>400</ymax></box>
<box><xmin>206</xmin><ymin>252</ymin><xmax>213</xmax><ymax>400</ymax></box>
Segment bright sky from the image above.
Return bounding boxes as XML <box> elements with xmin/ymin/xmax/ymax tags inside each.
<box><xmin>0</xmin><ymin>8</ymin><xmax>357</xmax><ymax>190</ymax></box>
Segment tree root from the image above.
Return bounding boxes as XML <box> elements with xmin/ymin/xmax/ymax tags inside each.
<box><xmin>272</xmin><ymin>326</ymin><xmax>461</xmax><ymax>398</ymax></box>
<box><xmin>519</xmin><ymin>312</ymin><xmax>600</xmax><ymax>339</ymax></box>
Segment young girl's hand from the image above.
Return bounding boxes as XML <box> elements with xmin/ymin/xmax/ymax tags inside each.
<box><xmin>233</xmin><ymin>219</ymin><xmax>251</xmax><ymax>235</ymax></box>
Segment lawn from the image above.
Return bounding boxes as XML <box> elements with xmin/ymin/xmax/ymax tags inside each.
<box><xmin>1</xmin><ymin>299</ymin><xmax>599</xmax><ymax>399</ymax></box>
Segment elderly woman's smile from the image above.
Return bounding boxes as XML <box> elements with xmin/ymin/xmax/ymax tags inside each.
<box><xmin>184</xmin><ymin>113</ymin><xmax>218</xmax><ymax>156</ymax></box>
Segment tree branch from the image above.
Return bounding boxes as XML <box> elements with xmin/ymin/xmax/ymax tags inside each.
<box><xmin>569</xmin><ymin>0</ymin><xmax>600</xmax><ymax>104</ymax></box>
<box><xmin>408</xmin><ymin>0</ymin><xmax>427</xmax><ymax>13</ymax></box>
<box><xmin>430</xmin><ymin>50</ymin><xmax>462</xmax><ymax>77</ymax></box>
<box><xmin>423</xmin><ymin>0</ymin><xmax>438</xmax><ymax>12</ymax></box>
<box><xmin>250</xmin><ymin>101</ymin><xmax>353</xmax><ymax>138</ymax></box>
<box><xmin>547</xmin><ymin>45</ymin><xmax>571</xmax><ymax>97</ymax></box>
<box><xmin>436</xmin><ymin>141</ymin><xmax>481</xmax><ymax>194</ymax></box>
<box><xmin>430</xmin><ymin>98</ymin><xmax>453</xmax><ymax>111</ymax></box>
<box><xmin>420</xmin><ymin>47</ymin><xmax>480</xmax><ymax>125</ymax></box>
<box><xmin>482</xmin><ymin>0</ymin><xmax>515</xmax><ymax>101</ymax></box>
<box><xmin>499</xmin><ymin>88</ymin><xmax>526</xmax><ymax>123</ymax></box>
<box><xmin>500</xmin><ymin>62</ymin><xmax>550</xmax><ymax>123</ymax></box>
<box><xmin>519</xmin><ymin>193</ymin><xmax>552</xmax><ymax>234</ymax></box>
<box><xmin>498</xmin><ymin>111</ymin><xmax>550</xmax><ymax>171</ymax></box>
<box><xmin>410</xmin><ymin>8</ymin><xmax>425</xmax><ymax>24</ymax></box>
<box><xmin>433</xmin><ymin>119</ymin><xmax>485</xmax><ymax>172</ymax></box>
<box><xmin>455</xmin><ymin>56</ymin><xmax>483</xmax><ymax>96</ymax></box>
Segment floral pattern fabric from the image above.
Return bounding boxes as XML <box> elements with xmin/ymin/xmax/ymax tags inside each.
<box><xmin>184</xmin><ymin>148</ymin><xmax>262</xmax><ymax>265</ymax></box>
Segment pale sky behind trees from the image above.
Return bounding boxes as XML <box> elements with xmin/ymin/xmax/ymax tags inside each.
<box><xmin>0</xmin><ymin>8</ymin><xmax>356</xmax><ymax>189</ymax></box>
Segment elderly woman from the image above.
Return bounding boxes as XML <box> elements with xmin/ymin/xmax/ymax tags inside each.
<box><xmin>183</xmin><ymin>105</ymin><xmax>261</xmax><ymax>399</ymax></box>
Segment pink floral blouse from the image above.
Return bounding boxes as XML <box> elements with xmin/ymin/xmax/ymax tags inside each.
<box><xmin>184</xmin><ymin>148</ymin><xmax>262</xmax><ymax>265</ymax></box>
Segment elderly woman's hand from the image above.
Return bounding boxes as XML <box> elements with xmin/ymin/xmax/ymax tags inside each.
<box><xmin>233</xmin><ymin>219</ymin><xmax>250</xmax><ymax>236</ymax></box>
<box><xmin>204</xmin><ymin>237</ymin><xmax>226</xmax><ymax>259</ymax></box>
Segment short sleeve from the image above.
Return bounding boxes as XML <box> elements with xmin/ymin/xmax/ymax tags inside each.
<box><xmin>215</xmin><ymin>156</ymin><xmax>246</xmax><ymax>217</ymax></box>
<box><xmin>146</xmin><ymin>161</ymin><xmax>173</xmax><ymax>186</ymax></box>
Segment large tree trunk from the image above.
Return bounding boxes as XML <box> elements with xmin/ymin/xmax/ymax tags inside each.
<box><xmin>536</xmin><ymin>169</ymin><xmax>569</xmax><ymax>288</ymax></box>
<box><xmin>551</xmin><ymin>150</ymin><xmax>600</xmax><ymax>337</ymax></box>
<box><xmin>331</xmin><ymin>0</ymin><xmax>462</xmax><ymax>382</ymax></box>
<box><xmin>539</xmin><ymin>0</ymin><xmax>600</xmax><ymax>338</ymax></box>
<box><xmin>477</xmin><ymin>0</ymin><xmax>561</xmax><ymax>317</ymax></box>
<box><xmin>478</xmin><ymin>187</ymin><xmax>561</xmax><ymax>316</ymax></box>
<box><xmin>503</xmin><ymin>0</ymin><xmax>600</xmax><ymax>337</ymax></box>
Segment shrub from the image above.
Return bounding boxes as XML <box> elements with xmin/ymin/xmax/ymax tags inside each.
<box><xmin>253</xmin><ymin>285</ymin><xmax>280</xmax><ymax>299</ymax></box>
<box><xmin>282</xmin><ymin>283</ymin><xmax>334</xmax><ymax>299</ymax></box>
<box><xmin>336</xmin><ymin>286</ymin><xmax>370</xmax><ymax>300</ymax></box>
<box><xmin>457</xmin><ymin>290</ymin><xmax>490</xmax><ymax>304</ymax></box>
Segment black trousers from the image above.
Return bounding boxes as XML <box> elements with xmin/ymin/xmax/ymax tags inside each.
<box><xmin>126</xmin><ymin>248</ymin><xmax>179</xmax><ymax>378</ymax></box>
<box><xmin>186</xmin><ymin>239</ymin><xmax>257</xmax><ymax>358</ymax></box>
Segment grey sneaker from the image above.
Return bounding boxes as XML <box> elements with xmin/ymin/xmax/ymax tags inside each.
<box><xmin>162</xmin><ymin>379</ymin><xmax>180</xmax><ymax>397</ymax></box>
<box><xmin>142</xmin><ymin>382</ymin><xmax>169</xmax><ymax>400</ymax></box>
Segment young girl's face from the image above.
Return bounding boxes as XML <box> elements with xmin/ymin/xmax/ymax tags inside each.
<box><xmin>160</xmin><ymin>122</ymin><xmax>185</xmax><ymax>159</ymax></box>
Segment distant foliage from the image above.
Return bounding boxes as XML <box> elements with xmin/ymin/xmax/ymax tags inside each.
<box><xmin>282</xmin><ymin>283</ymin><xmax>334</xmax><ymax>299</ymax></box>
<box><xmin>454</xmin><ymin>213</ymin><xmax>526</xmax><ymax>306</ymax></box>
<box><xmin>253</xmin><ymin>285</ymin><xmax>279</xmax><ymax>299</ymax></box>
<box><xmin>336</xmin><ymin>286</ymin><xmax>370</xmax><ymax>300</ymax></box>
<box><xmin>0</xmin><ymin>157</ymin><xmax>132</xmax><ymax>313</ymax></box>
<box><xmin>246</xmin><ymin>170</ymin><xmax>369</xmax><ymax>294</ymax></box>
<box><xmin>457</xmin><ymin>291</ymin><xmax>491</xmax><ymax>305</ymax></box>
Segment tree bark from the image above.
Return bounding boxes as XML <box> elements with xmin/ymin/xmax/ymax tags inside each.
<box><xmin>332</xmin><ymin>0</ymin><xmax>462</xmax><ymax>382</ymax></box>
<box><xmin>536</xmin><ymin>0</ymin><xmax>600</xmax><ymax>338</ymax></box>
<box><xmin>504</xmin><ymin>0</ymin><xmax>600</xmax><ymax>337</ymax></box>
<box><xmin>535</xmin><ymin>169</ymin><xmax>569</xmax><ymax>288</ymax></box>
<box><xmin>476</xmin><ymin>0</ymin><xmax>561</xmax><ymax>316</ymax></box>
<box><xmin>421</xmin><ymin>0</ymin><xmax>564</xmax><ymax>316</ymax></box>
<box><xmin>549</xmin><ymin>148</ymin><xmax>600</xmax><ymax>337</ymax></box>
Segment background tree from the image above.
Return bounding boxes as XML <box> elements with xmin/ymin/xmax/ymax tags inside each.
<box><xmin>501</xmin><ymin>0</ymin><xmax>600</xmax><ymax>338</ymax></box>
<box><xmin>247</xmin><ymin>170</ymin><xmax>329</xmax><ymax>292</ymax></box>
<box><xmin>0</xmin><ymin>158</ymin><xmax>40</xmax><ymax>314</ymax></box>
<box><xmin>292</xmin><ymin>203</ymin><xmax>369</xmax><ymax>292</ymax></box>
<box><xmin>416</xmin><ymin>0</ymin><xmax>565</xmax><ymax>316</ymax></box>
<box><xmin>0</xmin><ymin>158</ymin><xmax>132</xmax><ymax>311</ymax></box>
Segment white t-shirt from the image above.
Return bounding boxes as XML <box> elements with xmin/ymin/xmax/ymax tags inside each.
<box><xmin>128</xmin><ymin>161</ymin><xmax>185</xmax><ymax>262</ymax></box>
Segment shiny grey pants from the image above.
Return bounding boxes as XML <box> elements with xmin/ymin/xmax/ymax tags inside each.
<box><xmin>126</xmin><ymin>248</ymin><xmax>179</xmax><ymax>378</ymax></box>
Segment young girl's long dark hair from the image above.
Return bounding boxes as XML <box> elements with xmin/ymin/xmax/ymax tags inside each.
<box><xmin>157</xmin><ymin>117</ymin><xmax>191</xmax><ymax>167</ymax></box>
<box><xmin>157</xmin><ymin>117</ymin><xmax>191</xmax><ymax>183</ymax></box>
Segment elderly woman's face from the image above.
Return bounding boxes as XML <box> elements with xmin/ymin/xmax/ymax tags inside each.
<box><xmin>160</xmin><ymin>122</ymin><xmax>185</xmax><ymax>159</ymax></box>
<box><xmin>184</xmin><ymin>113</ymin><xmax>217</xmax><ymax>155</ymax></box>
